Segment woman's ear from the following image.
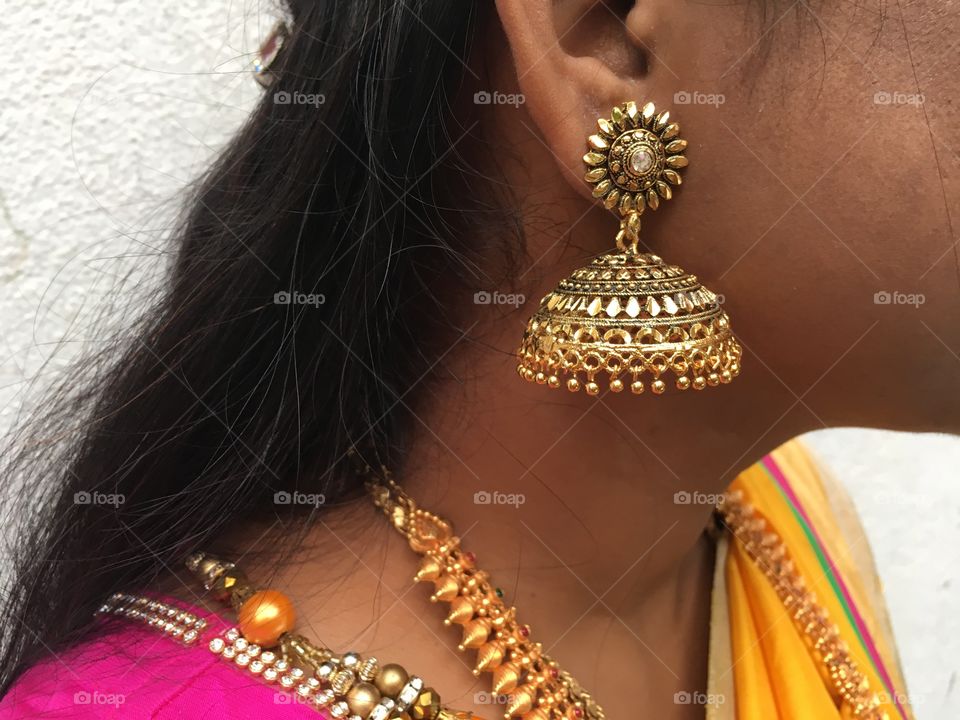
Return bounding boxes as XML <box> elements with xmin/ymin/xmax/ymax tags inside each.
<box><xmin>494</xmin><ymin>0</ymin><xmax>670</xmax><ymax>195</ymax></box>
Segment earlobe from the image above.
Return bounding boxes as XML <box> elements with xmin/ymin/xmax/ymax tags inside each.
<box><xmin>494</xmin><ymin>0</ymin><xmax>655</xmax><ymax>194</ymax></box>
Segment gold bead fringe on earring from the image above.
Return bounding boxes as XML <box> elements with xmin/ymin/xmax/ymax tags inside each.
<box><xmin>516</xmin><ymin>101</ymin><xmax>742</xmax><ymax>396</ymax></box>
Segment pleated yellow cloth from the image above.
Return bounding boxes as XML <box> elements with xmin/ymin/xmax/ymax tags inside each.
<box><xmin>707</xmin><ymin>440</ymin><xmax>914</xmax><ymax>720</ymax></box>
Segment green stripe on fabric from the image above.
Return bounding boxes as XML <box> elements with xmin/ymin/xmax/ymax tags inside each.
<box><xmin>757</xmin><ymin>463</ymin><xmax>894</xmax><ymax>699</ymax></box>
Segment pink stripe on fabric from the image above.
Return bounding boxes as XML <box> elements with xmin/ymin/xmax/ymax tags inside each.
<box><xmin>762</xmin><ymin>455</ymin><xmax>907</xmax><ymax>720</ymax></box>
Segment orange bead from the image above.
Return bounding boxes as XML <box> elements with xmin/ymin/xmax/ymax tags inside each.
<box><xmin>237</xmin><ymin>589</ymin><xmax>296</xmax><ymax>647</ymax></box>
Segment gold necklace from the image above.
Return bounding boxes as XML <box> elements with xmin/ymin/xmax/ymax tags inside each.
<box><xmin>95</xmin><ymin>471</ymin><xmax>889</xmax><ymax>719</ymax></box>
<box><xmin>366</xmin><ymin>470</ymin><xmax>604</xmax><ymax>720</ymax></box>
<box><xmin>365</xmin><ymin>466</ymin><xmax>890</xmax><ymax>720</ymax></box>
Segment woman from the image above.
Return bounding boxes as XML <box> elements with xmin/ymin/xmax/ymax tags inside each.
<box><xmin>0</xmin><ymin>0</ymin><xmax>953</xmax><ymax>718</ymax></box>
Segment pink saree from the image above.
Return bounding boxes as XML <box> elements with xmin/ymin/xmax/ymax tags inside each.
<box><xmin>0</xmin><ymin>602</ymin><xmax>318</xmax><ymax>719</ymax></box>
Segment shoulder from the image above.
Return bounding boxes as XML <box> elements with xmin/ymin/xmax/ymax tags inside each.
<box><xmin>0</xmin><ymin>602</ymin><xmax>317</xmax><ymax>719</ymax></box>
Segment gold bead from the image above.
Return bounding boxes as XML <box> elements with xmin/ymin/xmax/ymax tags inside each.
<box><xmin>585</xmin><ymin>381</ymin><xmax>600</xmax><ymax>396</ymax></box>
<box><xmin>330</xmin><ymin>668</ymin><xmax>356</xmax><ymax>695</ymax></box>
<box><xmin>566</xmin><ymin>378</ymin><xmax>580</xmax><ymax>392</ymax></box>
<box><xmin>693</xmin><ymin>376</ymin><xmax>707</xmax><ymax>390</ymax></box>
<box><xmin>197</xmin><ymin>557</ymin><xmax>223</xmax><ymax>579</ymax></box>
<box><xmin>358</xmin><ymin>657</ymin><xmax>380</xmax><ymax>682</ymax></box>
<box><xmin>237</xmin><ymin>589</ymin><xmax>296</xmax><ymax>647</ymax></box>
<box><xmin>374</xmin><ymin>663</ymin><xmax>409</xmax><ymax>696</ymax></box>
<box><xmin>707</xmin><ymin>372</ymin><xmax>720</xmax><ymax>386</ymax></box>
<box><xmin>410</xmin><ymin>687</ymin><xmax>441</xmax><ymax>720</ymax></box>
<box><xmin>547</xmin><ymin>375</ymin><xmax>560</xmax><ymax>389</ymax></box>
<box><xmin>210</xmin><ymin>569</ymin><xmax>248</xmax><ymax>601</ymax></box>
<box><xmin>431</xmin><ymin>574</ymin><xmax>459</xmax><ymax>602</ymax></box>
<box><xmin>346</xmin><ymin>682</ymin><xmax>381</xmax><ymax>716</ymax></box>
<box><xmin>524</xmin><ymin>710</ymin><xmax>550</xmax><ymax>720</ymax></box>
<box><xmin>474</xmin><ymin>641</ymin><xmax>505</xmax><ymax>674</ymax></box>
<box><xmin>651</xmin><ymin>379</ymin><xmax>666</xmax><ymax>394</ymax></box>
<box><xmin>492</xmin><ymin>662</ymin><xmax>520</xmax><ymax>694</ymax></box>
<box><xmin>445</xmin><ymin>596</ymin><xmax>475</xmax><ymax>626</ymax></box>
<box><xmin>535</xmin><ymin>372</ymin><xmax>546</xmax><ymax>384</ymax></box>
<box><xmin>630</xmin><ymin>380</ymin><xmax>644</xmax><ymax>394</ymax></box>
<box><xmin>504</xmin><ymin>684</ymin><xmax>536</xmax><ymax>716</ymax></box>
<box><xmin>610</xmin><ymin>378</ymin><xmax>624</xmax><ymax>393</ymax></box>
<box><xmin>676</xmin><ymin>376</ymin><xmax>691</xmax><ymax>391</ymax></box>
<box><xmin>459</xmin><ymin>618</ymin><xmax>491</xmax><ymax>649</ymax></box>
<box><xmin>415</xmin><ymin>557</ymin><xmax>441</xmax><ymax>582</ymax></box>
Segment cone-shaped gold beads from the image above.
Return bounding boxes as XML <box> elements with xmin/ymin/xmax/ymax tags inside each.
<box><xmin>371</xmin><ymin>455</ymin><xmax>611</xmax><ymax>720</ymax></box>
<box><xmin>431</xmin><ymin>575</ymin><xmax>458</xmax><ymax>603</ymax></box>
<box><xmin>504</xmin><ymin>684</ymin><xmax>537</xmax><ymax>716</ymax></box>
<box><xmin>521</xmin><ymin>709</ymin><xmax>549</xmax><ymax>720</ymax></box>
<box><xmin>459</xmin><ymin>619</ymin><xmax>491</xmax><ymax>650</ymax></box>
<box><xmin>474</xmin><ymin>641</ymin><xmax>505</xmax><ymax>674</ymax></box>
<box><xmin>444</xmin><ymin>596</ymin><xmax>475</xmax><ymax>626</ymax></box>
<box><xmin>415</xmin><ymin>558</ymin><xmax>441</xmax><ymax>583</ymax></box>
<box><xmin>492</xmin><ymin>663</ymin><xmax>520</xmax><ymax>694</ymax></box>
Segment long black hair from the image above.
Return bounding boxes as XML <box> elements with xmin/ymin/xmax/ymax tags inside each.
<box><xmin>0</xmin><ymin>0</ymin><xmax>508</xmax><ymax>691</ymax></box>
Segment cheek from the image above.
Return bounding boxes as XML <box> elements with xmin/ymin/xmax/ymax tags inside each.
<box><xmin>693</xmin><ymin>4</ymin><xmax>960</xmax><ymax>283</ymax></box>
<box><xmin>800</xmin><ymin>121</ymin><xmax>946</xmax><ymax>282</ymax></box>
<box><xmin>732</xmin><ymin>115</ymin><xmax>960</xmax><ymax>414</ymax></box>
<box><xmin>652</xmin><ymin>3</ymin><xmax>960</xmax><ymax>422</ymax></box>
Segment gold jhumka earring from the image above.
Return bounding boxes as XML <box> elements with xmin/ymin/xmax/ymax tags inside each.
<box><xmin>516</xmin><ymin>101</ymin><xmax>742</xmax><ymax>396</ymax></box>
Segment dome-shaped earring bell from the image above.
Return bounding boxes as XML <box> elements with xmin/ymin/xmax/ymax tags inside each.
<box><xmin>516</xmin><ymin>101</ymin><xmax>742</xmax><ymax>396</ymax></box>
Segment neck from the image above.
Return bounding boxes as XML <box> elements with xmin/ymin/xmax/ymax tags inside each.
<box><xmin>221</xmin><ymin>249</ymin><xmax>815</xmax><ymax>718</ymax></box>
<box><xmin>387</xmin><ymin>310</ymin><xmax>811</xmax><ymax>713</ymax></box>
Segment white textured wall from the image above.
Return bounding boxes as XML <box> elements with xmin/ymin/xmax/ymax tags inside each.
<box><xmin>0</xmin><ymin>3</ymin><xmax>957</xmax><ymax>718</ymax></box>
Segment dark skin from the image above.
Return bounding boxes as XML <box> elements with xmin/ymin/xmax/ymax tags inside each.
<box><xmin>182</xmin><ymin>2</ymin><xmax>960</xmax><ymax>718</ymax></box>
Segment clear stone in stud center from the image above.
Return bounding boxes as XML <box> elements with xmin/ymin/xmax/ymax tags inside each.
<box><xmin>628</xmin><ymin>147</ymin><xmax>654</xmax><ymax>175</ymax></box>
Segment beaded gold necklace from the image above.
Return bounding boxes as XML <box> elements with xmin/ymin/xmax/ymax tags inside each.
<box><xmin>181</xmin><ymin>551</ymin><xmax>473</xmax><ymax>720</ymax></box>
<box><xmin>363</xmin><ymin>465</ymin><xmax>888</xmax><ymax>720</ymax></box>
<box><xmin>366</xmin><ymin>473</ymin><xmax>604</xmax><ymax>720</ymax></box>
<box><xmin>99</xmin><ymin>466</ymin><xmax>888</xmax><ymax>720</ymax></box>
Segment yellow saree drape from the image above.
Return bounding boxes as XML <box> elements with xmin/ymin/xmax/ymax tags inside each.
<box><xmin>707</xmin><ymin>440</ymin><xmax>913</xmax><ymax>720</ymax></box>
